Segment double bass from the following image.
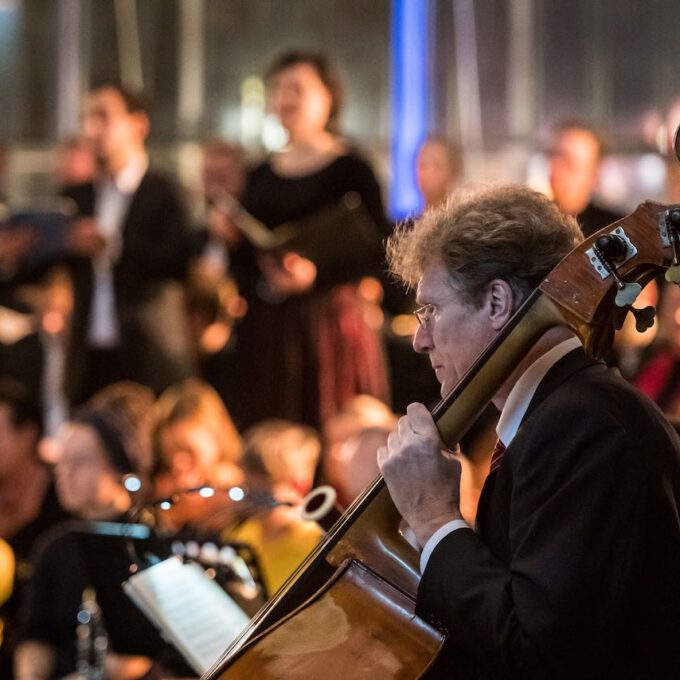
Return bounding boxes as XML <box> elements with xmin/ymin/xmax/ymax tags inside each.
<box><xmin>204</xmin><ymin>199</ymin><xmax>680</xmax><ymax>679</ymax></box>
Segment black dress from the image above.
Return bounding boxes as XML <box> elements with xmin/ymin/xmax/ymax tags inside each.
<box><xmin>232</xmin><ymin>152</ymin><xmax>390</xmax><ymax>430</ymax></box>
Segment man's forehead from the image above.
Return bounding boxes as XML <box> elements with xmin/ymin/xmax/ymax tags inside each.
<box><xmin>554</xmin><ymin>129</ymin><xmax>599</xmax><ymax>159</ymax></box>
<box><xmin>416</xmin><ymin>261</ymin><xmax>455</xmax><ymax>301</ymax></box>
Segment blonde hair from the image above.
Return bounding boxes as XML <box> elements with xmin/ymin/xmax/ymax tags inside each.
<box><xmin>242</xmin><ymin>419</ymin><xmax>321</xmax><ymax>493</ymax></box>
<box><xmin>387</xmin><ymin>183</ymin><xmax>582</xmax><ymax>308</ymax></box>
<box><xmin>152</xmin><ymin>379</ymin><xmax>241</xmax><ymax>473</ymax></box>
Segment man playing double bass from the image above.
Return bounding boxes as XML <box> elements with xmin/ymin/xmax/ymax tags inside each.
<box><xmin>379</xmin><ymin>183</ymin><xmax>680</xmax><ymax>679</ymax></box>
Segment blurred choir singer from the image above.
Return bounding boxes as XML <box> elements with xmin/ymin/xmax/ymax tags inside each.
<box><xmin>62</xmin><ymin>83</ymin><xmax>193</xmax><ymax>405</ymax></box>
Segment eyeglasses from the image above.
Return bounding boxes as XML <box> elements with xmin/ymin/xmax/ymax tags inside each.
<box><xmin>413</xmin><ymin>304</ymin><xmax>435</xmax><ymax>330</ymax></box>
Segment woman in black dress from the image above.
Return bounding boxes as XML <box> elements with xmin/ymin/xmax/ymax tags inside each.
<box><xmin>232</xmin><ymin>50</ymin><xmax>390</xmax><ymax>430</ymax></box>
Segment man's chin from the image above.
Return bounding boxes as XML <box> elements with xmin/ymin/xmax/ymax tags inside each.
<box><xmin>438</xmin><ymin>370</ymin><xmax>462</xmax><ymax>396</ymax></box>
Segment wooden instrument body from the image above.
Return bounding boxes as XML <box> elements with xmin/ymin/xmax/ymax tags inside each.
<box><xmin>204</xmin><ymin>202</ymin><xmax>671</xmax><ymax>679</ymax></box>
<box><xmin>222</xmin><ymin>560</ymin><xmax>444</xmax><ymax>679</ymax></box>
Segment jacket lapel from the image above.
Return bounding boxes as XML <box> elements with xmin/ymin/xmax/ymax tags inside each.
<box><xmin>473</xmin><ymin>348</ymin><xmax>605</xmax><ymax>537</ymax></box>
<box><xmin>519</xmin><ymin>347</ymin><xmax>604</xmax><ymax>429</ymax></box>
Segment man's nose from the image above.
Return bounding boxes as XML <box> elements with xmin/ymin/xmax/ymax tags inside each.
<box><xmin>412</xmin><ymin>324</ymin><xmax>432</xmax><ymax>354</ymax></box>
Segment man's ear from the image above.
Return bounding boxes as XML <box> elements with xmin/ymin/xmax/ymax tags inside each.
<box><xmin>486</xmin><ymin>279</ymin><xmax>514</xmax><ymax>331</ymax></box>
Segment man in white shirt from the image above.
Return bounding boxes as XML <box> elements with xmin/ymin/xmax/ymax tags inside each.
<box><xmin>63</xmin><ymin>83</ymin><xmax>193</xmax><ymax>404</ymax></box>
<box><xmin>379</xmin><ymin>184</ymin><xmax>680</xmax><ymax>678</ymax></box>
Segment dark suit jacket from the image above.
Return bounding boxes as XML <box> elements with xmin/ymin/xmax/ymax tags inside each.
<box><xmin>418</xmin><ymin>349</ymin><xmax>680</xmax><ymax>679</ymax></box>
<box><xmin>63</xmin><ymin>171</ymin><xmax>194</xmax><ymax>402</ymax></box>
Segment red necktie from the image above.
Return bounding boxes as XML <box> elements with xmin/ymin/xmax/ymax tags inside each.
<box><xmin>489</xmin><ymin>438</ymin><xmax>506</xmax><ymax>473</ymax></box>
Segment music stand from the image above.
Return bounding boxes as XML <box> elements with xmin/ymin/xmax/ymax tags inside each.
<box><xmin>72</xmin><ymin>521</ymin><xmax>194</xmax><ymax>676</ymax></box>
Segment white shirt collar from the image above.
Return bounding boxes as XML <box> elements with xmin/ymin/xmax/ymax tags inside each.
<box><xmin>496</xmin><ymin>336</ymin><xmax>582</xmax><ymax>447</ymax></box>
<box><xmin>100</xmin><ymin>152</ymin><xmax>148</xmax><ymax>194</ymax></box>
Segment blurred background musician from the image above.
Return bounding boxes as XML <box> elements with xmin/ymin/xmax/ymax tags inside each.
<box><xmin>416</xmin><ymin>135</ymin><xmax>461</xmax><ymax>210</ymax></box>
<box><xmin>0</xmin><ymin>380</ymin><xmax>70</xmax><ymax>680</ymax></box>
<box><xmin>633</xmin><ymin>282</ymin><xmax>680</xmax><ymax>419</ymax></box>
<box><xmin>14</xmin><ymin>384</ymin><xmax>155</xmax><ymax>680</ymax></box>
<box><xmin>151</xmin><ymin>379</ymin><xmax>243</xmax><ymax>533</ymax></box>
<box><xmin>54</xmin><ymin>135</ymin><xmax>96</xmax><ymax>195</ymax></box>
<box><xmin>383</xmin><ymin>135</ymin><xmax>461</xmax><ymax>415</ymax></box>
<box><xmin>547</xmin><ymin>120</ymin><xmax>622</xmax><ymax>238</ymax></box>
<box><xmin>187</xmin><ymin>139</ymin><xmax>248</xmax><ymax>424</ymax></box>
<box><xmin>225</xmin><ymin>419</ymin><xmax>323</xmax><ymax>597</ymax></box>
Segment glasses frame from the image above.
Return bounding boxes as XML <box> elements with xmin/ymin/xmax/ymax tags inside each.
<box><xmin>413</xmin><ymin>303</ymin><xmax>435</xmax><ymax>330</ymax></box>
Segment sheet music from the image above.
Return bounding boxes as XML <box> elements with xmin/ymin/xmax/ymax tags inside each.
<box><xmin>213</xmin><ymin>190</ymin><xmax>281</xmax><ymax>250</ymax></box>
<box><xmin>123</xmin><ymin>557</ymin><xmax>250</xmax><ymax>675</ymax></box>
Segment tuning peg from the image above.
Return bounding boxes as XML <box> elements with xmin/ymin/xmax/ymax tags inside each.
<box><xmin>592</xmin><ymin>235</ymin><xmax>642</xmax><ymax>308</ymax></box>
<box><xmin>595</xmin><ymin>234</ymin><xmax>628</xmax><ymax>261</ymax></box>
<box><xmin>627</xmin><ymin>305</ymin><xmax>656</xmax><ymax>333</ymax></box>
<box><xmin>614</xmin><ymin>281</ymin><xmax>642</xmax><ymax>307</ymax></box>
<box><xmin>665</xmin><ymin>265</ymin><xmax>680</xmax><ymax>284</ymax></box>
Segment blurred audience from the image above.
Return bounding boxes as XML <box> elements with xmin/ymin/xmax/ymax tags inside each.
<box><xmin>226</xmin><ymin>419</ymin><xmax>322</xmax><ymax>596</ymax></box>
<box><xmin>0</xmin><ymin>299</ymin><xmax>41</xmax><ymax>420</ymax></box>
<box><xmin>547</xmin><ymin>121</ymin><xmax>622</xmax><ymax>237</ymax></box>
<box><xmin>54</xmin><ymin>136</ymin><xmax>95</xmax><ymax>193</ymax></box>
<box><xmin>0</xmin><ymin>224</ymin><xmax>37</xmax><ymax>290</ymax></box>
<box><xmin>87</xmin><ymin>380</ymin><xmax>156</xmax><ymax>481</ymax></box>
<box><xmin>322</xmin><ymin>395</ymin><xmax>397</xmax><ymax>508</ymax></box>
<box><xmin>230</xmin><ymin>49</ymin><xmax>390</xmax><ymax>430</ymax></box>
<box><xmin>0</xmin><ymin>214</ymin><xmax>44</xmax><ymax>395</ymax></box>
<box><xmin>0</xmin><ymin>379</ymin><xmax>70</xmax><ymax>680</ymax></box>
<box><xmin>197</xmin><ymin>138</ymin><xmax>247</xmax><ymax>279</ymax></box>
<box><xmin>0</xmin><ymin>141</ymin><xmax>8</xmax><ymax>204</ymax></box>
<box><xmin>184</xmin><ymin>267</ymin><xmax>246</xmax><ymax>426</ymax></box>
<box><xmin>633</xmin><ymin>282</ymin><xmax>680</xmax><ymax>418</ymax></box>
<box><xmin>62</xmin><ymin>82</ymin><xmax>194</xmax><ymax>406</ymax></box>
<box><xmin>14</xmin><ymin>386</ymin><xmax>155</xmax><ymax>680</ymax></box>
<box><xmin>416</xmin><ymin>136</ymin><xmax>461</xmax><ymax>210</ymax></box>
<box><xmin>187</xmin><ymin>139</ymin><xmax>248</xmax><ymax>425</ymax></box>
<box><xmin>11</xmin><ymin>268</ymin><xmax>73</xmax><ymax>438</ymax></box>
<box><xmin>321</xmin><ymin>393</ymin><xmax>496</xmax><ymax>524</ymax></box>
<box><xmin>611</xmin><ymin>280</ymin><xmax>659</xmax><ymax>380</ymax></box>
<box><xmin>152</xmin><ymin>379</ymin><xmax>243</xmax><ymax>532</ymax></box>
<box><xmin>665</xmin><ymin>152</ymin><xmax>680</xmax><ymax>203</ymax></box>
<box><xmin>383</xmin><ymin>136</ymin><xmax>458</xmax><ymax>414</ymax></box>
<box><xmin>202</xmin><ymin>138</ymin><xmax>246</xmax><ymax>200</ymax></box>
<box><xmin>0</xmin><ymin>540</ymin><xmax>13</xmax><ymax>609</ymax></box>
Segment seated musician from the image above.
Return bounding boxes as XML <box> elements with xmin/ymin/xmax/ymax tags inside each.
<box><xmin>378</xmin><ymin>184</ymin><xmax>680</xmax><ymax>678</ymax></box>
<box><xmin>225</xmin><ymin>419</ymin><xmax>323</xmax><ymax>597</ymax></box>
<box><xmin>151</xmin><ymin>379</ymin><xmax>243</xmax><ymax>533</ymax></box>
<box><xmin>322</xmin><ymin>395</ymin><xmax>397</xmax><ymax>508</ymax></box>
<box><xmin>14</xmin><ymin>386</ymin><xmax>157</xmax><ymax>680</ymax></box>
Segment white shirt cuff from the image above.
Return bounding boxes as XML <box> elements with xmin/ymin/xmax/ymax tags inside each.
<box><xmin>419</xmin><ymin>519</ymin><xmax>470</xmax><ymax>573</ymax></box>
